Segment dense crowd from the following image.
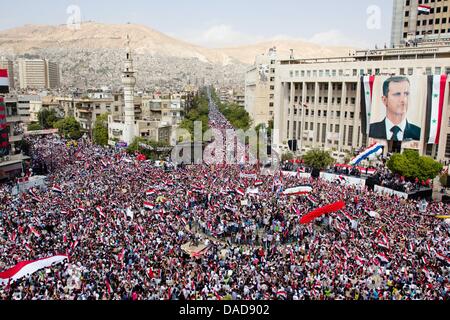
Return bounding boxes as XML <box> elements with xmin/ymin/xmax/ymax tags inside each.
<box><xmin>372</xmin><ymin>167</ymin><xmax>429</xmax><ymax>194</ymax></box>
<box><xmin>0</xmin><ymin>95</ymin><xmax>449</xmax><ymax>300</ymax></box>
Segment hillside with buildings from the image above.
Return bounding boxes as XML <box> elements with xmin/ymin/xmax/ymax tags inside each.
<box><xmin>0</xmin><ymin>22</ymin><xmax>353</xmax><ymax>91</ymax></box>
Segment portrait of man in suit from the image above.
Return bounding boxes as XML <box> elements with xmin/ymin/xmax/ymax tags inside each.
<box><xmin>369</xmin><ymin>76</ymin><xmax>421</xmax><ymax>141</ymax></box>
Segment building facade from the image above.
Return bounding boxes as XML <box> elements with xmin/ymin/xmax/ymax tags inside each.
<box><xmin>245</xmin><ymin>47</ymin><xmax>278</xmax><ymax>127</ymax></box>
<box><xmin>273</xmin><ymin>44</ymin><xmax>450</xmax><ymax>162</ymax></box>
<box><xmin>18</xmin><ymin>59</ymin><xmax>60</xmax><ymax>89</ymax></box>
<box><xmin>392</xmin><ymin>0</ymin><xmax>450</xmax><ymax>47</ymax></box>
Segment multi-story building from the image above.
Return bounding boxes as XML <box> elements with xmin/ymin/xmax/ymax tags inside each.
<box><xmin>17</xmin><ymin>95</ymin><xmax>40</xmax><ymax>123</ymax></box>
<box><xmin>141</xmin><ymin>97</ymin><xmax>185</xmax><ymax>126</ymax></box>
<box><xmin>245</xmin><ymin>47</ymin><xmax>278</xmax><ymax>127</ymax></box>
<box><xmin>0</xmin><ymin>57</ymin><xmax>14</xmax><ymax>89</ymax></box>
<box><xmin>0</xmin><ymin>95</ymin><xmax>29</xmax><ymax>181</ymax></box>
<box><xmin>392</xmin><ymin>0</ymin><xmax>450</xmax><ymax>47</ymax></box>
<box><xmin>18</xmin><ymin>59</ymin><xmax>61</xmax><ymax>89</ymax></box>
<box><xmin>273</xmin><ymin>44</ymin><xmax>450</xmax><ymax>162</ymax></box>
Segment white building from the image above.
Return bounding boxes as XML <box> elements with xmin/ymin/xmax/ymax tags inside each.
<box><xmin>245</xmin><ymin>47</ymin><xmax>278</xmax><ymax>127</ymax></box>
<box><xmin>18</xmin><ymin>59</ymin><xmax>61</xmax><ymax>90</ymax></box>
<box><xmin>273</xmin><ymin>44</ymin><xmax>450</xmax><ymax>162</ymax></box>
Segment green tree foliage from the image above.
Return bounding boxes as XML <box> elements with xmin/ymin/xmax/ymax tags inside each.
<box><xmin>302</xmin><ymin>149</ymin><xmax>335</xmax><ymax>170</ymax></box>
<box><xmin>93</xmin><ymin>113</ymin><xmax>109</xmax><ymax>146</ymax></box>
<box><xmin>54</xmin><ymin>117</ymin><xmax>82</xmax><ymax>140</ymax></box>
<box><xmin>27</xmin><ymin>122</ymin><xmax>43</xmax><ymax>131</ymax></box>
<box><xmin>180</xmin><ymin>90</ymin><xmax>210</xmax><ymax>139</ymax></box>
<box><xmin>282</xmin><ymin>152</ymin><xmax>294</xmax><ymax>162</ymax></box>
<box><xmin>218</xmin><ymin>102</ymin><xmax>252</xmax><ymax>131</ymax></box>
<box><xmin>387</xmin><ymin>149</ymin><xmax>443</xmax><ymax>181</ymax></box>
<box><xmin>38</xmin><ymin>109</ymin><xmax>61</xmax><ymax>129</ymax></box>
<box><xmin>127</xmin><ymin>137</ymin><xmax>171</xmax><ymax>160</ymax></box>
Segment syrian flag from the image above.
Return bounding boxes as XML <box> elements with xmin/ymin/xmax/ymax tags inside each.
<box><xmin>355</xmin><ymin>256</ymin><xmax>367</xmax><ymax>266</ymax></box>
<box><xmin>0</xmin><ymin>255</ymin><xmax>68</xmax><ymax>285</ymax></box>
<box><xmin>96</xmin><ymin>206</ymin><xmax>105</xmax><ymax>218</ymax></box>
<box><xmin>436</xmin><ymin>252</ymin><xmax>450</xmax><ymax>265</ymax></box>
<box><xmin>145</xmin><ymin>189</ymin><xmax>156</xmax><ymax>196</ymax></box>
<box><xmin>25</xmin><ymin>243</ymin><xmax>32</xmax><ymax>252</ymax></box>
<box><xmin>29</xmin><ymin>225</ymin><xmax>41</xmax><ymax>238</ymax></box>
<box><xmin>77</xmin><ymin>207</ymin><xmax>85</xmax><ymax>212</ymax></box>
<box><xmin>282</xmin><ymin>186</ymin><xmax>313</xmax><ymax>196</ymax></box>
<box><xmin>255</xmin><ymin>180</ymin><xmax>263</xmax><ymax>187</ymax></box>
<box><xmin>422</xmin><ymin>267</ymin><xmax>431</xmax><ymax>278</ymax></box>
<box><xmin>31</xmin><ymin>196</ymin><xmax>43</xmax><ymax>203</ymax></box>
<box><xmin>144</xmin><ymin>202</ymin><xmax>155</xmax><ymax>210</ymax></box>
<box><xmin>343</xmin><ymin>211</ymin><xmax>354</xmax><ymax>222</ymax></box>
<box><xmin>118</xmin><ymin>248</ymin><xmax>125</xmax><ymax>262</ymax></box>
<box><xmin>307</xmin><ymin>195</ymin><xmax>318</xmax><ymax>205</ymax></box>
<box><xmin>51</xmin><ymin>185</ymin><xmax>63</xmax><ymax>194</ymax></box>
<box><xmin>23</xmin><ymin>209</ymin><xmax>32</xmax><ymax>214</ymax></box>
<box><xmin>350</xmin><ymin>143</ymin><xmax>383</xmax><ymax>166</ymax></box>
<box><xmin>377</xmin><ymin>253</ymin><xmax>389</xmax><ymax>263</ymax></box>
<box><xmin>8</xmin><ymin>231</ymin><xmax>17</xmax><ymax>243</ymax></box>
<box><xmin>276</xmin><ymin>290</ymin><xmax>288</xmax><ymax>300</ymax></box>
<box><xmin>418</xmin><ymin>4</ymin><xmax>431</xmax><ymax>15</ymax></box>
<box><xmin>360</xmin><ymin>75</ymin><xmax>375</xmax><ymax>135</ymax></box>
<box><xmin>421</xmin><ymin>256</ymin><xmax>428</xmax><ymax>265</ymax></box>
<box><xmin>236</xmin><ymin>188</ymin><xmax>245</xmax><ymax>196</ymax></box>
<box><xmin>426</xmin><ymin>75</ymin><xmax>447</xmax><ymax>145</ymax></box>
<box><xmin>0</xmin><ymin>69</ymin><xmax>9</xmax><ymax>94</ymax></box>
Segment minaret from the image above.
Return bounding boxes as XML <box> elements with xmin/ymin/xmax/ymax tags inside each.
<box><xmin>122</xmin><ymin>35</ymin><xmax>137</xmax><ymax>145</ymax></box>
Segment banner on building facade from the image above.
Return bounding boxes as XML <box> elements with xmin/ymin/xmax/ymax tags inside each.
<box><xmin>361</xmin><ymin>75</ymin><xmax>435</xmax><ymax>149</ymax></box>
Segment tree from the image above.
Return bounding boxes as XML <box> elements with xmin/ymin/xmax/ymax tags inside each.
<box><xmin>93</xmin><ymin>113</ymin><xmax>109</xmax><ymax>146</ymax></box>
<box><xmin>127</xmin><ymin>137</ymin><xmax>171</xmax><ymax>160</ymax></box>
<box><xmin>387</xmin><ymin>150</ymin><xmax>443</xmax><ymax>181</ymax></box>
<box><xmin>302</xmin><ymin>149</ymin><xmax>335</xmax><ymax>170</ymax></box>
<box><xmin>54</xmin><ymin>117</ymin><xmax>82</xmax><ymax>140</ymax></box>
<box><xmin>38</xmin><ymin>109</ymin><xmax>61</xmax><ymax>129</ymax></box>
<box><xmin>28</xmin><ymin>122</ymin><xmax>43</xmax><ymax>131</ymax></box>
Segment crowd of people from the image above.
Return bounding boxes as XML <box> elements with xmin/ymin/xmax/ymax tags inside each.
<box><xmin>0</xmin><ymin>94</ymin><xmax>449</xmax><ymax>300</ymax></box>
<box><xmin>372</xmin><ymin>167</ymin><xmax>429</xmax><ymax>194</ymax></box>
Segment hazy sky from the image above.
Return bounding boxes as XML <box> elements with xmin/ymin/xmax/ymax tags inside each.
<box><xmin>1</xmin><ymin>0</ymin><xmax>393</xmax><ymax>48</ymax></box>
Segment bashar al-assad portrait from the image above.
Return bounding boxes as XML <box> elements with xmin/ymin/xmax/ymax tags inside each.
<box><xmin>369</xmin><ymin>76</ymin><xmax>424</xmax><ymax>142</ymax></box>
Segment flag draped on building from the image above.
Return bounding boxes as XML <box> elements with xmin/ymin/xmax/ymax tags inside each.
<box><xmin>360</xmin><ymin>75</ymin><xmax>375</xmax><ymax>135</ymax></box>
<box><xmin>0</xmin><ymin>69</ymin><xmax>9</xmax><ymax>94</ymax></box>
<box><xmin>425</xmin><ymin>75</ymin><xmax>447</xmax><ymax>145</ymax></box>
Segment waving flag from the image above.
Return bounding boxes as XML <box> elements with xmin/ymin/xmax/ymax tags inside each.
<box><xmin>350</xmin><ymin>143</ymin><xmax>383</xmax><ymax>166</ymax></box>
<box><xmin>355</xmin><ymin>256</ymin><xmax>367</xmax><ymax>266</ymax></box>
<box><xmin>77</xmin><ymin>207</ymin><xmax>85</xmax><ymax>212</ymax></box>
<box><xmin>255</xmin><ymin>180</ymin><xmax>263</xmax><ymax>187</ymax></box>
<box><xmin>377</xmin><ymin>253</ymin><xmax>389</xmax><ymax>263</ymax></box>
<box><xmin>29</xmin><ymin>225</ymin><xmax>41</xmax><ymax>238</ymax></box>
<box><xmin>96</xmin><ymin>206</ymin><xmax>105</xmax><ymax>218</ymax></box>
<box><xmin>236</xmin><ymin>188</ymin><xmax>245</xmax><ymax>196</ymax></box>
<box><xmin>276</xmin><ymin>290</ymin><xmax>288</xmax><ymax>300</ymax></box>
<box><xmin>436</xmin><ymin>252</ymin><xmax>450</xmax><ymax>265</ymax></box>
<box><xmin>51</xmin><ymin>185</ymin><xmax>63</xmax><ymax>194</ymax></box>
<box><xmin>300</xmin><ymin>201</ymin><xmax>346</xmax><ymax>224</ymax></box>
<box><xmin>282</xmin><ymin>186</ymin><xmax>312</xmax><ymax>196</ymax></box>
<box><xmin>0</xmin><ymin>255</ymin><xmax>68</xmax><ymax>285</ymax></box>
<box><xmin>418</xmin><ymin>4</ymin><xmax>431</xmax><ymax>14</ymax></box>
<box><xmin>144</xmin><ymin>202</ymin><xmax>155</xmax><ymax>210</ymax></box>
<box><xmin>145</xmin><ymin>189</ymin><xmax>156</xmax><ymax>196</ymax></box>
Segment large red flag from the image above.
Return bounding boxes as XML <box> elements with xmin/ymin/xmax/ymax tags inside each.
<box><xmin>300</xmin><ymin>201</ymin><xmax>346</xmax><ymax>224</ymax></box>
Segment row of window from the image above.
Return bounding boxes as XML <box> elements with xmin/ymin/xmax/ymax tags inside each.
<box><xmin>289</xmin><ymin>108</ymin><xmax>358</xmax><ymax>119</ymax></box>
<box><xmin>289</xmin><ymin>67</ymin><xmax>450</xmax><ymax>78</ymax></box>
<box><xmin>287</xmin><ymin>121</ymin><xmax>358</xmax><ymax>146</ymax></box>
<box><xmin>297</xmin><ymin>96</ymin><xmax>357</xmax><ymax>105</ymax></box>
